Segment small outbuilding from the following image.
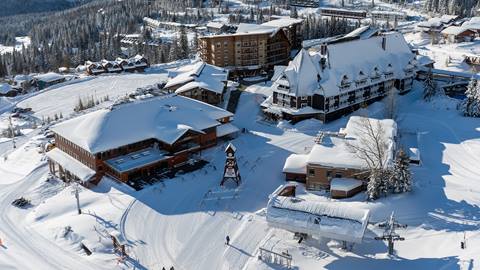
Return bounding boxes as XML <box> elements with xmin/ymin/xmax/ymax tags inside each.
<box><xmin>330</xmin><ymin>178</ymin><xmax>364</xmax><ymax>199</ymax></box>
<box><xmin>34</xmin><ymin>73</ymin><xmax>66</xmax><ymax>90</ymax></box>
<box><xmin>441</xmin><ymin>26</ymin><xmax>476</xmax><ymax>43</ymax></box>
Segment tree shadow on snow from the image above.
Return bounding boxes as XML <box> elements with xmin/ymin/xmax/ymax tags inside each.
<box><xmin>325</xmin><ymin>255</ymin><xmax>460</xmax><ymax>270</ymax></box>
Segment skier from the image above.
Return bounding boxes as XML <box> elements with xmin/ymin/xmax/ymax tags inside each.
<box><xmin>226</xmin><ymin>235</ymin><xmax>230</xmax><ymax>246</ymax></box>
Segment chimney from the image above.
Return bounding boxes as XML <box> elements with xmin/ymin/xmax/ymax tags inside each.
<box><xmin>382</xmin><ymin>35</ymin><xmax>386</xmax><ymax>50</ymax></box>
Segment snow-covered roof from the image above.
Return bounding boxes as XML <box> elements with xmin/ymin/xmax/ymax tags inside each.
<box><xmin>274</xmin><ymin>31</ymin><xmax>415</xmax><ymax>98</ymax></box>
<box><xmin>343</xmin><ymin>25</ymin><xmax>379</xmax><ymax>39</ymax></box>
<box><xmin>262</xmin><ymin>17</ymin><xmax>303</xmax><ymax>28</ymax></box>
<box><xmin>440</xmin><ymin>14</ymin><xmax>458</xmax><ymax>24</ymax></box>
<box><xmin>216</xmin><ymin>123</ymin><xmax>240</xmax><ymax>138</ymax></box>
<box><xmin>235</xmin><ymin>23</ymin><xmax>279</xmax><ymax>36</ymax></box>
<box><xmin>418</xmin><ymin>17</ymin><xmax>443</xmax><ymax>28</ymax></box>
<box><xmin>461</xmin><ymin>17</ymin><xmax>480</xmax><ymax>30</ymax></box>
<box><xmin>280</xmin><ymin>49</ymin><xmax>320</xmax><ymax>97</ymax></box>
<box><xmin>51</xmin><ymin>95</ymin><xmax>233</xmax><ymax>154</ymax></box>
<box><xmin>166</xmin><ymin>62</ymin><xmax>228</xmax><ymax>95</ymax></box>
<box><xmin>307</xmin><ymin>116</ymin><xmax>397</xmax><ymax>170</ymax></box>
<box><xmin>46</xmin><ymin>148</ymin><xmax>96</xmax><ymax>182</ymax></box>
<box><xmin>330</xmin><ymin>178</ymin><xmax>363</xmax><ymax>192</ymax></box>
<box><xmin>105</xmin><ymin>147</ymin><xmax>171</xmax><ymax>173</ymax></box>
<box><xmin>441</xmin><ymin>26</ymin><xmax>473</xmax><ymax>35</ymax></box>
<box><xmin>283</xmin><ymin>154</ymin><xmax>308</xmax><ymax>174</ymax></box>
<box><xmin>206</xmin><ymin>22</ymin><xmax>226</xmax><ymax>29</ymax></box>
<box><xmin>271</xmin><ymin>65</ymin><xmax>287</xmax><ymax>82</ymax></box>
<box><xmin>34</xmin><ymin>72</ymin><xmax>65</xmax><ymax>83</ymax></box>
<box><xmin>266</xmin><ymin>184</ymin><xmax>370</xmax><ymax>243</ymax></box>
<box><xmin>0</xmin><ymin>83</ymin><xmax>12</xmax><ymax>94</ymax></box>
<box><xmin>13</xmin><ymin>74</ymin><xmax>33</xmax><ymax>82</ymax></box>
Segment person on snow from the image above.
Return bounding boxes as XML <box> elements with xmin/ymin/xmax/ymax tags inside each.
<box><xmin>226</xmin><ymin>235</ymin><xmax>230</xmax><ymax>246</ymax></box>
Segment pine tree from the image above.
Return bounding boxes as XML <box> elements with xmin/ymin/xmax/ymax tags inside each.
<box><xmin>423</xmin><ymin>69</ymin><xmax>437</xmax><ymax>101</ymax></box>
<box><xmin>367</xmin><ymin>169</ymin><xmax>383</xmax><ymax>200</ymax></box>
<box><xmin>179</xmin><ymin>27</ymin><xmax>189</xmax><ymax>59</ymax></box>
<box><xmin>461</xmin><ymin>77</ymin><xmax>480</xmax><ymax>117</ymax></box>
<box><xmin>390</xmin><ymin>149</ymin><xmax>412</xmax><ymax>193</ymax></box>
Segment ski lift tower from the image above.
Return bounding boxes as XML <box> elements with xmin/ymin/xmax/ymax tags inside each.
<box><xmin>220</xmin><ymin>143</ymin><xmax>241</xmax><ymax>186</ymax></box>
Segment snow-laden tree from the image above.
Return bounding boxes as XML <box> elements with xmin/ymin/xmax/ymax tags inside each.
<box><xmin>390</xmin><ymin>149</ymin><xmax>412</xmax><ymax>193</ymax></box>
<box><xmin>346</xmin><ymin>117</ymin><xmax>390</xmax><ymax>200</ymax></box>
<box><xmin>423</xmin><ymin>69</ymin><xmax>438</xmax><ymax>101</ymax></box>
<box><xmin>461</xmin><ymin>77</ymin><xmax>480</xmax><ymax>117</ymax></box>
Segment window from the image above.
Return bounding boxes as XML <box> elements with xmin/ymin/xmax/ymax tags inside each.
<box><xmin>301</xmin><ymin>96</ymin><xmax>308</xmax><ymax>101</ymax></box>
<box><xmin>335</xmin><ymin>173</ymin><xmax>343</xmax><ymax>178</ymax></box>
<box><xmin>308</xmin><ymin>169</ymin><xmax>315</xmax><ymax>176</ymax></box>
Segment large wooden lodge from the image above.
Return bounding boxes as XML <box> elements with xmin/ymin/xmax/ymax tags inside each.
<box><xmin>262</xmin><ymin>27</ymin><xmax>417</xmax><ymax>123</ymax></box>
<box><xmin>46</xmin><ymin>95</ymin><xmax>239</xmax><ymax>185</ymax></box>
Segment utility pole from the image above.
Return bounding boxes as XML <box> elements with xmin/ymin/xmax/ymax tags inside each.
<box><xmin>375</xmin><ymin>212</ymin><xmax>407</xmax><ymax>255</ymax></box>
<box><xmin>72</xmin><ymin>182</ymin><xmax>82</xmax><ymax>215</ymax></box>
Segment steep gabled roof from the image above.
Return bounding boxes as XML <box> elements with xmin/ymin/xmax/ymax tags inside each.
<box><xmin>274</xmin><ymin>31</ymin><xmax>415</xmax><ymax>98</ymax></box>
<box><xmin>282</xmin><ymin>49</ymin><xmax>320</xmax><ymax>97</ymax></box>
<box><xmin>165</xmin><ymin>61</ymin><xmax>228</xmax><ymax>95</ymax></box>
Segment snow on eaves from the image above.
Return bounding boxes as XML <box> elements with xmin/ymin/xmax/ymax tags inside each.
<box><xmin>266</xmin><ymin>185</ymin><xmax>370</xmax><ymax>243</ymax></box>
<box><xmin>166</xmin><ymin>62</ymin><xmax>228</xmax><ymax>95</ymax></box>
<box><xmin>273</xmin><ymin>31</ymin><xmax>415</xmax><ymax>98</ymax></box>
<box><xmin>51</xmin><ymin>95</ymin><xmax>233</xmax><ymax>154</ymax></box>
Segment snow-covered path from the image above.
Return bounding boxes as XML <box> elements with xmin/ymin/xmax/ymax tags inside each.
<box><xmin>0</xmin><ymin>158</ymin><xmax>109</xmax><ymax>270</ymax></box>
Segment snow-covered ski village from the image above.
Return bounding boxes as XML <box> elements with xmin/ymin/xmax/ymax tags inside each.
<box><xmin>0</xmin><ymin>0</ymin><xmax>480</xmax><ymax>269</ymax></box>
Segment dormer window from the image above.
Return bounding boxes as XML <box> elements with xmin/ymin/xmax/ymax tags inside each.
<box><xmin>356</xmin><ymin>71</ymin><xmax>367</xmax><ymax>86</ymax></box>
<box><xmin>384</xmin><ymin>63</ymin><xmax>394</xmax><ymax>78</ymax></box>
<box><xmin>371</xmin><ymin>67</ymin><xmax>381</xmax><ymax>81</ymax></box>
<box><xmin>340</xmin><ymin>75</ymin><xmax>351</xmax><ymax>89</ymax></box>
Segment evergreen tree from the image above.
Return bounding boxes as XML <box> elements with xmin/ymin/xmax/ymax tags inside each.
<box><xmin>461</xmin><ymin>77</ymin><xmax>480</xmax><ymax>117</ymax></box>
<box><xmin>390</xmin><ymin>149</ymin><xmax>412</xmax><ymax>193</ymax></box>
<box><xmin>423</xmin><ymin>68</ymin><xmax>438</xmax><ymax>101</ymax></box>
<box><xmin>179</xmin><ymin>27</ymin><xmax>189</xmax><ymax>59</ymax></box>
<box><xmin>367</xmin><ymin>169</ymin><xmax>383</xmax><ymax>200</ymax></box>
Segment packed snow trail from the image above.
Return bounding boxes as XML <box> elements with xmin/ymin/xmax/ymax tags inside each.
<box><xmin>0</xmin><ymin>145</ymin><xmax>110</xmax><ymax>270</ymax></box>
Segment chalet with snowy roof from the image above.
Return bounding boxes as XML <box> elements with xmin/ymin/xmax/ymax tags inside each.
<box><xmin>101</xmin><ymin>60</ymin><xmax>123</xmax><ymax>73</ymax></box>
<box><xmin>46</xmin><ymin>95</ymin><xmax>239</xmax><ymax>185</ymax></box>
<box><xmin>198</xmin><ymin>22</ymin><xmax>293</xmax><ymax>76</ymax></box>
<box><xmin>12</xmin><ymin>74</ymin><xmax>34</xmax><ymax>91</ymax></box>
<box><xmin>462</xmin><ymin>17</ymin><xmax>480</xmax><ymax>33</ymax></box>
<box><xmin>283</xmin><ymin>116</ymin><xmax>397</xmax><ymax>195</ymax></box>
<box><xmin>441</xmin><ymin>26</ymin><xmax>476</xmax><ymax>43</ymax></box>
<box><xmin>132</xmin><ymin>55</ymin><xmax>149</xmax><ymax>70</ymax></box>
<box><xmin>116</xmin><ymin>58</ymin><xmax>137</xmax><ymax>72</ymax></box>
<box><xmin>165</xmin><ymin>62</ymin><xmax>229</xmax><ymax>105</ymax></box>
<box><xmin>262</xmin><ymin>30</ymin><xmax>416</xmax><ymax>123</ymax></box>
<box><xmin>206</xmin><ymin>22</ymin><xmax>229</xmax><ymax>34</ymax></box>
<box><xmin>34</xmin><ymin>73</ymin><xmax>66</xmax><ymax>90</ymax></box>
<box><xmin>417</xmin><ymin>15</ymin><xmax>459</xmax><ymax>33</ymax></box>
<box><xmin>85</xmin><ymin>61</ymin><xmax>106</xmax><ymax>75</ymax></box>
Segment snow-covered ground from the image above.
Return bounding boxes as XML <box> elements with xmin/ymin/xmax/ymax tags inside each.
<box><xmin>0</xmin><ymin>77</ymin><xmax>479</xmax><ymax>269</ymax></box>
<box><xmin>405</xmin><ymin>31</ymin><xmax>480</xmax><ymax>73</ymax></box>
<box><xmin>17</xmin><ymin>72</ymin><xmax>168</xmax><ymax>120</ymax></box>
<box><xmin>0</xmin><ymin>36</ymin><xmax>31</xmax><ymax>55</ymax></box>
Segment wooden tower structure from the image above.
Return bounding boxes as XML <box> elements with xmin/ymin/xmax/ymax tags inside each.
<box><xmin>221</xmin><ymin>143</ymin><xmax>241</xmax><ymax>186</ymax></box>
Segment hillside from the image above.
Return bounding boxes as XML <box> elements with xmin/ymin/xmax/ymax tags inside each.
<box><xmin>0</xmin><ymin>0</ymin><xmax>93</xmax><ymax>17</ymax></box>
